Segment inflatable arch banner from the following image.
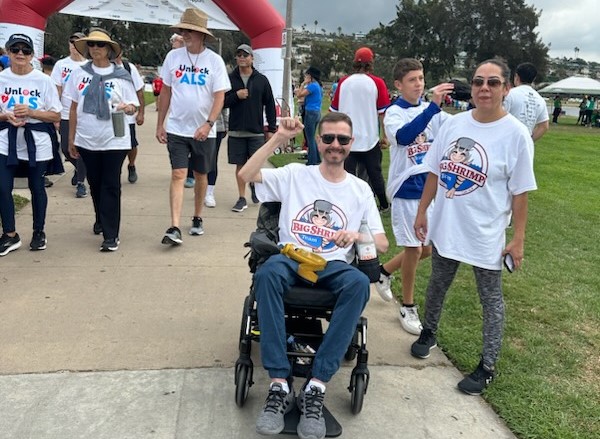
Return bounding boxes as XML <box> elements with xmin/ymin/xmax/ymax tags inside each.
<box><xmin>0</xmin><ymin>0</ymin><xmax>291</xmax><ymax>114</ymax></box>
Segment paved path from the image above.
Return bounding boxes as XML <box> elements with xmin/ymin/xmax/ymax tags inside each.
<box><xmin>1</xmin><ymin>105</ymin><xmax>515</xmax><ymax>438</ymax></box>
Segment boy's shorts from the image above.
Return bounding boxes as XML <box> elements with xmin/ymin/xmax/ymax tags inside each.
<box><xmin>391</xmin><ymin>198</ymin><xmax>432</xmax><ymax>247</ymax></box>
<box><xmin>166</xmin><ymin>133</ymin><xmax>216</xmax><ymax>174</ymax></box>
<box><xmin>129</xmin><ymin>124</ymin><xmax>139</xmax><ymax>148</ymax></box>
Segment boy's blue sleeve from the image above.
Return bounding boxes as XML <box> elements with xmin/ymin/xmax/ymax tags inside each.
<box><xmin>396</xmin><ymin>102</ymin><xmax>441</xmax><ymax>146</ymax></box>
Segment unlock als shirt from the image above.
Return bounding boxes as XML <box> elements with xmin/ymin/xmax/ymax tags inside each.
<box><xmin>50</xmin><ymin>56</ymin><xmax>87</xmax><ymax>120</ymax></box>
<box><xmin>161</xmin><ymin>47</ymin><xmax>230</xmax><ymax>138</ymax></box>
<box><xmin>0</xmin><ymin>68</ymin><xmax>61</xmax><ymax>162</ymax></box>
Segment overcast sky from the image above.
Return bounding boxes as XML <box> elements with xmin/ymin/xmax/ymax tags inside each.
<box><xmin>270</xmin><ymin>0</ymin><xmax>600</xmax><ymax>63</ymax></box>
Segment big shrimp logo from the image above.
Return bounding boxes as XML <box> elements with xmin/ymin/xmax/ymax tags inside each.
<box><xmin>406</xmin><ymin>131</ymin><xmax>430</xmax><ymax>165</ymax></box>
<box><xmin>439</xmin><ymin>137</ymin><xmax>488</xmax><ymax>198</ymax></box>
<box><xmin>290</xmin><ymin>199</ymin><xmax>347</xmax><ymax>253</ymax></box>
<box><xmin>1</xmin><ymin>87</ymin><xmax>41</xmax><ymax>109</ymax></box>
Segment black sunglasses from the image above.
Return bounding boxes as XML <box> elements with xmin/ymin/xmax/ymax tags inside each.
<box><xmin>236</xmin><ymin>52</ymin><xmax>250</xmax><ymax>58</ymax></box>
<box><xmin>471</xmin><ymin>77</ymin><xmax>504</xmax><ymax>88</ymax></box>
<box><xmin>86</xmin><ymin>41</ymin><xmax>107</xmax><ymax>48</ymax></box>
<box><xmin>320</xmin><ymin>134</ymin><xmax>352</xmax><ymax>145</ymax></box>
<box><xmin>9</xmin><ymin>46</ymin><xmax>33</xmax><ymax>55</ymax></box>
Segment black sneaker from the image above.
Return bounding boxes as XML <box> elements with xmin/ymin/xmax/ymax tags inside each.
<box><xmin>128</xmin><ymin>165</ymin><xmax>138</xmax><ymax>183</ymax></box>
<box><xmin>44</xmin><ymin>176</ymin><xmax>53</xmax><ymax>188</ymax></box>
<box><xmin>30</xmin><ymin>230</ymin><xmax>47</xmax><ymax>251</ymax></box>
<box><xmin>0</xmin><ymin>233</ymin><xmax>22</xmax><ymax>257</ymax></box>
<box><xmin>93</xmin><ymin>222</ymin><xmax>103</xmax><ymax>235</ymax></box>
<box><xmin>297</xmin><ymin>385</ymin><xmax>326</xmax><ymax>439</ymax></box>
<box><xmin>410</xmin><ymin>328</ymin><xmax>437</xmax><ymax>359</ymax></box>
<box><xmin>189</xmin><ymin>217</ymin><xmax>204</xmax><ymax>236</ymax></box>
<box><xmin>100</xmin><ymin>238</ymin><xmax>120</xmax><ymax>252</ymax></box>
<box><xmin>458</xmin><ymin>360</ymin><xmax>496</xmax><ymax>395</ymax></box>
<box><xmin>232</xmin><ymin>197</ymin><xmax>248</xmax><ymax>212</ymax></box>
<box><xmin>162</xmin><ymin>226</ymin><xmax>183</xmax><ymax>245</ymax></box>
<box><xmin>250</xmin><ymin>182</ymin><xmax>259</xmax><ymax>204</ymax></box>
<box><xmin>255</xmin><ymin>383</ymin><xmax>295</xmax><ymax>435</ymax></box>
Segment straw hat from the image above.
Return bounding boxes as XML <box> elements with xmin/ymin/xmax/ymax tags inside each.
<box><xmin>74</xmin><ymin>29</ymin><xmax>122</xmax><ymax>60</ymax></box>
<box><xmin>170</xmin><ymin>8</ymin><xmax>216</xmax><ymax>41</ymax></box>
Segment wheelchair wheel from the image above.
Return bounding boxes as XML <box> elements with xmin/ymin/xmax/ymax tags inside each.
<box><xmin>235</xmin><ymin>362</ymin><xmax>251</xmax><ymax>407</ymax></box>
<box><xmin>344</xmin><ymin>331</ymin><xmax>359</xmax><ymax>361</ymax></box>
<box><xmin>350</xmin><ymin>372</ymin><xmax>366</xmax><ymax>414</ymax></box>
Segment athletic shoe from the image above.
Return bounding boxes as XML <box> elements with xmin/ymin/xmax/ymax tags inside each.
<box><xmin>232</xmin><ymin>197</ymin><xmax>248</xmax><ymax>212</ymax></box>
<box><xmin>100</xmin><ymin>238</ymin><xmax>120</xmax><ymax>252</ymax></box>
<box><xmin>457</xmin><ymin>360</ymin><xmax>496</xmax><ymax>396</ymax></box>
<box><xmin>378</xmin><ymin>205</ymin><xmax>390</xmax><ymax>214</ymax></box>
<box><xmin>76</xmin><ymin>183</ymin><xmax>87</xmax><ymax>198</ymax></box>
<box><xmin>44</xmin><ymin>177</ymin><xmax>53</xmax><ymax>188</ymax></box>
<box><xmin>204</xmin><ymin>194</ymin><xmax>216</xmax><ymax>208</ymax></box>
<box><xmin>30</xmin><ymin>230</ymin><xmax>47</xmax><ymax>251</ymax></box>
<box><xmin>93</xmin><ymin>222</ymin><xmax>103</xmax><ymax>235</ymax></box>
<box><xmin>250</xmin><ymin>182</ymin><xmax>259</xmax><ymax>204</ymax></box>
<box><xmin>399</xmin><ymin>305</ymin><xmax>423</xmax><ymax>335</ymax></box>
<box><xmin>184</xmin><ymin>177</ymin><xmax>195</xmax><ymax>188</ymax></box>
<box><xmin>162</xmin><ymin>226</ymin><xmax>182</xmax><ymax>245</ymax></box>
<box><xmin>297</xmin><ymin>385</ymin><xmax>326</xmax><ymax>439</ymax></box>
<box><xmin>71</xmin><ymin>173</ymin><xmax>77</xmax><ymax>186</ymax></box>
<box><xmin>0</xmin><ymin>233</ymin><xmax>22</xmax><ymax>257</ymax></box>
<box><xmin>410</xmin><ymin>328</ymin><xmax>437</xmax><ymax>359</ymax></box>
<box><xmin>375</xmin><ymin>272</ymin><xmax>394</xmax><ymax>302</ymax></box>
<box><xmin>256</xmin><ymin>383</ymin><xmax>295</xmax><ymax>435</ymax></box>
<box><xmin>128</xmin><ymin>165</ymin><xmax>138</xmax><ymax>183</ymax></box>
<box><xmin>189</xmin><ymin>217</ymin><xmax>204</xmax><ymax>236</ymax></box>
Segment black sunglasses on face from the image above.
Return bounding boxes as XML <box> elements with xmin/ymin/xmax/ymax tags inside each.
<box><xmin>86</xmin><ymin>41</ymin><xmax>107</xmax><ymax>48</ymax></box>
<box><xmin>236</xmin><ymin>52</ymin><xmax>250</xmax><ymax>58</ymax></box>
<box><xmin>320</xmin><ymin>134</ymin><xmax>352</xmax><ymax>145</ymax></box>
<box><xmin>9</xmin><ymin>46</ymin><xmax>33</xmax><ymax>55</ymax></box>
<box><xmin>471</xmin><ymin>77</ymin><xmax>504</xmax><ymax>88</ymax></box>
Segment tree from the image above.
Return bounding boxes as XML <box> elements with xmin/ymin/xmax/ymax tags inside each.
<box><xmin>314</xmin><ymin>20</ymin><xmax>318</xmax><ymax>34</ymax></box>
<box><xmin>337</xmin><ymin>26</ymin><xmax>342</xmax><ymax>36</ymax></box>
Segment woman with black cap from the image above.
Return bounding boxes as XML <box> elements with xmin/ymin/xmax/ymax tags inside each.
<box><xmin>295</xmin><ymin>66</ymin><xmax>323</xmax><ymax>165</ymax></box>
<box><xmin>0</xmin><ymin>33</ymin><xmax>61</xmax><ymax>257</ymax></box>
<box><xmin>64</xmin><ymin>28</ymin><xmax>139</xmax><ymax>252</ymax></box>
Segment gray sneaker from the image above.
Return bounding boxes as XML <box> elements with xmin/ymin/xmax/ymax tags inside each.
<box><xmin>162</xmin><ymin>226</ymin><xmax>182</xmax><ymax>245</ymax></box>
<box><xmin>297</xmin><ymin>385</ymin><xmax>326</xmax><ymax>439</ymax></box>
<box><xmin>232</xmin><ymin>197</ymin><xmax>248</xmax><ymax>212</ymax></box>
<box><xmin>189</xmin><ymin>217</ymin><xmax>204</xmax><ymax>236</ymax></box>
<box><xmin>256</xmin><ymin>383</ymin><xmax>295</xmax><ymax>435</ymax></box>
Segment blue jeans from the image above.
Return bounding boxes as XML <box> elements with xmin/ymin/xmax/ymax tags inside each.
<box><xmin>303</xmin><ymin>110</ymin><xmax>321</xmax><ymax>165</ymax></box>
<box><xmin>254</xmin><ymin>254</ymin><xmax>370</xmax><ymax>382</ymax></box>
<box><xmin>0</xmin><ymin>154</ymin><xmax>48</xmax><ymax>234</ymax></box>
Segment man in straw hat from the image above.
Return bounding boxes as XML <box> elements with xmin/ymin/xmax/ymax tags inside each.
<box><xmin>156</xmin><ymin>7</ymin><xmax>231</xmax><ymax>245</ymax></box>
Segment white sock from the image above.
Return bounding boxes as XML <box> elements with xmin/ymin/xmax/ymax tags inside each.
<box><xmin>271</xmin><ymin>381</ymin><xmax>290</xmax><ymax>394</ymax></box>
<box><xmin>207</xmin><ymin>185</ymin><xmax>215</xmax><ymax>196</ymax></box>
<box><xmin>305</xmin><ymin>379</ymin><xmax>326</xmax><ymax>393</ymax></box>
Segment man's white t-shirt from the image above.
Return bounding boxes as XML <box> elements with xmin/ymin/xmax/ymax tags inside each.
<box><xmin>0</xmin><ymin>69</ymin><xmax>61</xmax><ymax>161</ymax></box>
<box><xmin>50</xmin><ymin>56</ymin><xmax>87</xmax><ymax>120</ymax></box>
<box><xmin>161</xmin><ymin>47</ymin><xmax>231</xmax><ymax>138</ymax></box>
<box><xmin>256</xmin><ymin>164</ymin><xmax>384</xmax><ymax>264</ymax></box>
<box><xmin>503</xmin><ymin>84</ymin><xmax>549</xmax><ymax>136</ymax></box>
<box><xmin>424</xmin><ymin>112</ymin><xmax>537</xmax><ymax>270</ymax></box>
<box><xmin>64</xmin><ymin>64</ymin><xmax>140</xmax><ymax>151</ymax></box>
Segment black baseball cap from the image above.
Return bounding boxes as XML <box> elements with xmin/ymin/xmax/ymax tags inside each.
<box><xmin>5</xmin><ymin>33</ymin><xmax>34</xmax><ymax>50</ymax></box>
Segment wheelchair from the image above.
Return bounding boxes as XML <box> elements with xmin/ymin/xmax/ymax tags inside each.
<box><xmin>234</xmin><ymin>202</ymin><xmax>370</xmax><ymax>427</ymax></box>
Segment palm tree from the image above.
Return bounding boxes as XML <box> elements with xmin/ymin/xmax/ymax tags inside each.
<box><xmin>574</xmin><ymin>46</ymin><xmax>580</xmax><ymax>59</ymax></box>
<box><xmin>337</xmin><ymin>26</ymin><xmax>342</xmax><ymax>36</ymax></box>
<box><xmin>314</xmin><ymin>20</ymin><xmax>318</xmax><ymax>34</ymax></box>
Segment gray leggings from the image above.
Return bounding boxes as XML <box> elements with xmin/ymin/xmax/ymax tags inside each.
<box><xmin>424</xmin><ymin>246</ymin><xmax>504</xmax><ymax>369</ymax></box>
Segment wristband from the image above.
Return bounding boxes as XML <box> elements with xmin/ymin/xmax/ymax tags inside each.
<box><xmin>206</xmin><ymin>120</ymin><xmax>215</xmax><ymax>127</ymax></box>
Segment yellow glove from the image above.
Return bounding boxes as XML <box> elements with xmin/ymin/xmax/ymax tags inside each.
<box><xmin>281</xmin><ymin>243</ymin><xmax>327</xmax><ymax>283</ymax></box>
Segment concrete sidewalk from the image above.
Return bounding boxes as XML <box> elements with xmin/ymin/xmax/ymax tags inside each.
<box><xmin>1</xmin><ymin>105</ymin><xmax>515</xmax><ymax>439</ymax></box>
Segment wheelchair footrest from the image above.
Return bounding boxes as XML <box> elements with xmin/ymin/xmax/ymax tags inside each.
<box><xmin>281</xmin><ymin>404</ymin><xmax>342</xmax><ymax>437</ymax></box>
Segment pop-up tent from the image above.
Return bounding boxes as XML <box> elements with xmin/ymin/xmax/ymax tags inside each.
<box><xmin>538</xmin><ymin>76</ymin><xmax>600</xmax><ymax>96</ymax></box>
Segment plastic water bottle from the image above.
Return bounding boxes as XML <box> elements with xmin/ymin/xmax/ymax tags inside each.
<box><xmin>287</xmin><ymin>336</ymin><xmax>315</xmax><ymax>365</ymax></box>
<box><xmin>356</xmin><ymin>219</ymin><xmax>380</xmax><ymax>283</ymax></box>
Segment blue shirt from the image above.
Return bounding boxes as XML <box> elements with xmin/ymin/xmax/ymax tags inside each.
<box><xmin>304</xmin><ymin>82</ymin><xmax>322</xmax><ymax>112</ymax></box>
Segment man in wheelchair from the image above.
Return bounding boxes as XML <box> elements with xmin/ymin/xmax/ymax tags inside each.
<box><xmin>239</xmin><ymin>112</ymin><xmax>388</xmax><ymax>439</ymax></box>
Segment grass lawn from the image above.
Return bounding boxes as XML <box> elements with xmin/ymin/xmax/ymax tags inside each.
<box><xmin>268</xmin><ymin>115</ymin><xmax>600</xmax><ymax>439</ymax></box>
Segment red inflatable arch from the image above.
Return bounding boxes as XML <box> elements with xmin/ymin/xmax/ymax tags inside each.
<box><xmin>0</xmin><ymin>0</ymin><xmax>286</xmax><ymax>104</ymax></box>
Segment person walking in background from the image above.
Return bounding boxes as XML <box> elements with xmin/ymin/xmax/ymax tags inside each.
<box><xmin>66</xmin><ymin>29</ymin><xmax>140</xmax><ymax>252</ymax></box>
<box><xmin>156</xmin><ymin>8</ymin><xmax>230</xmax><ymax>245</ymax></box>
<box><xmin>577</xmin><ymin>95</ymin><xmax>588</xmax><ymax>125</ymax></box>
<box><xmin>225</xmin><ymin>43</ymin><xmax>276</xmax><ymax>212</ymax></box>
<box><xmin>330</xmin><ymin>47</ymin><xmax>391</xmax><ymax>212</ymax></box>
<box><xmin>503</xmin><ymin>62</ymin><xmax>549</xmax><ymax>141</ymax></box>
<box><xmin>51</xmin><ymin>32</ymin><xmax>88</xmax><ymax>198</ymax></box>
<box><xmin>202</xmin><ymin>108</ymin><xmax>228</xmax><ymax>207</ymax></box>
<box><xmin>584</xmin><ymin>96</ymin><xmax>595</xmax><ymax>127</ymax></box>
<box><xmin>295</xmin><ymin>66</ymin><xmax>323</xmax><ymax>166</ymax></box>
<box><xmin>411</xmin><ymin>59</ymin><xmax>536</xmax><ymax>396</ymax></box>
<box><xmin>0</xmin><ymin>33</ymin><xmax>61</xmax><ymax>256</ymax></box>
<box><xmin>551</xmin><ymin>95</ymin><xmax>562</xmax><ymax>124</ymax></box>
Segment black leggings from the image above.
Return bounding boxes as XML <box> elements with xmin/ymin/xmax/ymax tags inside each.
<box><xmin>344</xmin><ymin>144</ymin><xmax>389</xmax><ymax>209</ymax></box>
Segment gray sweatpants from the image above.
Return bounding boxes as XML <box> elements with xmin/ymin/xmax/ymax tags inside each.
<box><xmin>424</xmin><ymin>246</ymin><xmax>505</xmax><ymax>369</ymax></box>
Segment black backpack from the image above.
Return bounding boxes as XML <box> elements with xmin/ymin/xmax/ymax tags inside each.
<box><xmin>244</xmin><ymin>202</ymin><xmax>281</xmax><ymax>273</ymax></box>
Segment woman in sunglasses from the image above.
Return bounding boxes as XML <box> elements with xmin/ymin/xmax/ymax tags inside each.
<box><xmin>411</xmin><ymin>58</ymin><xmax>537</xmax><ymax>395</ymax></box>
<box><xmin>0</xmin><ymin>34</ymin><xmax>62</xmax><ymax>257</ymax></box>
<box><xmin>64</xmin><ymin>28</ymin><xmax>139</xmax><ymax>252</ymax></box>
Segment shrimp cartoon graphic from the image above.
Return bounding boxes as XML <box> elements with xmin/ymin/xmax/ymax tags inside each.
<box><xmin>439</xmin><ymin>137</ymin><xmax>487</xmax><ymax>198</ymax></box>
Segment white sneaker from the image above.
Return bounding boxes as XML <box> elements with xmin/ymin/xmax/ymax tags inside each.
<box><xmin>204</xmin><ymin>194</ymin><xmax>216</xmax><ymax>208</ymax></box>
<box><xmin>399</xmin><ymin>306</ymin><xmax>423</xmax><ymax>335</ymax></box>
<box><xmin>375</xmin><ymin>272</ymin><xmax>394</xmax><ymax>302</ymax></box>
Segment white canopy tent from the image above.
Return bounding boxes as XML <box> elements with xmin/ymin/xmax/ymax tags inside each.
<box><xmin>538</xmin><ymin>76</ymin><xmax>600</xmax><ymax>96</ymax></box>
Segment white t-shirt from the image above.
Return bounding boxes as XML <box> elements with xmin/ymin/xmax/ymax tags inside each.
<box><xmin>384</xmin><ymin>101</ymin><xmax>451</xmax><ymax>199</ymax></box>
<box><xmin>503</xmin><ymin>85</ymin><xmax>549</xmax><ymax>136</ymax></box>
<box><xmin>64</xmin><ymin>64</ymin><xmax>140</xmax><ymax>151</ymax></box>
<box><xmin>0</xmin><ymin>69</ymin><xmax>61</xmax><ymax>162</ymax></box>
<box><xmin>256</xmin><ymin>164</ymin><xmax>384</xmax><ymax>264</ymax></box>
<box><xmin>118</xmin><ymin>62</ymin><xmax>144</xmax><ymax>125</ymax></box>
<box><xmin>161</xmin><ymin>47</ymin><xmax>231</xmax><ymax>138</ymax></box>
<box><xmin>50</xmin><ymin>56</ymin><xmax>87</xmax><ymax>120</ymax></box>
<box><xmin>424</xmin><ymin>111</ymin><xmax>537</xmax><ymax>270</ymax></box>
